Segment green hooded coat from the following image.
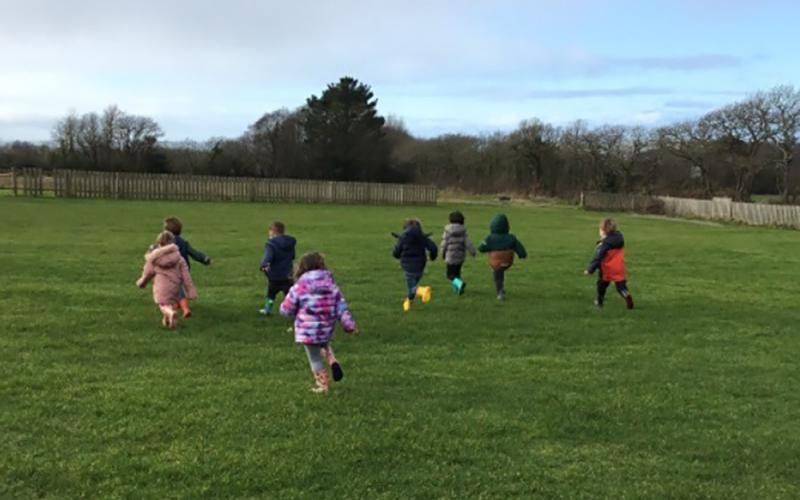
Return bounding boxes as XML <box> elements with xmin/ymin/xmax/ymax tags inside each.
<box><xmin>478</xmin><ymin>214</ymin><xmax>527</xmax><ymax>257</ymax></box>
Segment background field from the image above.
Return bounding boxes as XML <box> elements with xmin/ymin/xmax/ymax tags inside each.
<box><xmin>1</xmin><ymin>197</ymin><xmax>799</xmax><ymax>499</ymax></box>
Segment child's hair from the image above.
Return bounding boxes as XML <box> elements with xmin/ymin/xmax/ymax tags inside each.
<box><xmin>403</xmin><ymin>218</ymin><xmax>421</xmax><ymax>230</ymax></box>
<box><xmin>600</xmin><ymin>218</ymin><xmax>618</xmax><ymax>234</ymax></box>
<box><xmin>295</xmin><ymin>251</ymin><xmax>326</xmax><ymax>280</ymax></box>
<box><xmin>449</xmin><ymin>211</ymin><xmax>465</xmax><ymax>224</ymax></box>
<box><xmin>155</xmin><ymin>230</ymin><xmax>175</xmax><ymax>247</ymax></box>
<box><xmin>270</xmin><ymin>221</ymin><xmax>285</xmax><ymax>234</ymax></box>
<box><xmin>163</xmin><ymin>217</ymin><xmax>182</xmax><ymax>236</ymax></box>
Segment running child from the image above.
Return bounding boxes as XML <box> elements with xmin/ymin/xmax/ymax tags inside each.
<box><xmin>163</xmin><ymin>216</ymin><xmax>211</xmax><ymax>318</ymax></box>
<box><xmin>440</xmin><ymin>210</ymin><xmax>476</xmax><ymax>294</ymax></box>
<box><xmin>393</xmin><ymin>218</ymin><xmax>438</xmax><ymax>312</ymax></box>
<box><xmin>136</xmin><ymin>231</ymin><xmax>197</xmax><ymax>329</ymax></box>
<box><xmin>259</xmin><ymin>221</ymin><xmax>297</xmax><ymax>315</ymax></box>
<box><xmin>478</xmin><ymin>213</ymin><xmax>527</xmax><ymax>301</ymax></box>
<box><xmin>584</xmin><ymin>217</ymin><xmax>634</xmax><ymax>309</ymax></box>
<box><xmin>280</xmin><ymin>252</ymin><xmax>357</xmax><ymax>394</ymax></box>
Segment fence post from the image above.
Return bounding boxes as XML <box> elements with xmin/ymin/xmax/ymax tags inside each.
<box><xmin>579</xmin><ymin>192</ymin><xmax>584</xmax><ymax>208</ymax></box>
<box><xmin>11</xmin><ymin>167</ymin><xmax>17</xmax><ymax>196</ymax></box>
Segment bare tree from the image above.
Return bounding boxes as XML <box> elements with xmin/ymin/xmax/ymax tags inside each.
<box><xmin>52</xmin><ymin>111</ymin><xmax>80</xmax><ymax>164</ymax></box>
<box><xmin>765</xmin><ymin>85</ymin><xmax>800</xmax><ymax>202</ymax></box>
<box><xmin>509</xmin><ymin>119</ymin><xmax>561</xmax><ymax>195</ymax></box>
<box><xmin>705</xmin><ymin>95</ymin><xmax>774</xmax><ymax>201</ymax></box>
<box><xmin>77</xmin><ymin>112</ymin><xmax>102</xmax><ymax>168</ymax></box>
<box><xmin>657</xmin><ymin>118</ymin><xmax>715</xmax><ymax>197</ymax></box>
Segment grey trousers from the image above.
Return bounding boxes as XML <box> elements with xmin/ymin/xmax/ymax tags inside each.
<box><xmin>304</xmin><ymin>344</ymin><xmax>329</xmax><ymax>372</ymax></box>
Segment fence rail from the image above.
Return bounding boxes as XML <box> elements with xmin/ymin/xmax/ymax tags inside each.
<box><xmin>582</xmin><ymin>191</ymin><xmax>800</xmax><ymax>229</ymax></box>
<box><xmin>5</xmin><ymin>168</ymin><xmax>437</xmax><ymax>205</ymax></box>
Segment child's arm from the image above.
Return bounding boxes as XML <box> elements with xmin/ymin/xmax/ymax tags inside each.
<box><xmin>478</xmin><ymin>237</ymin><xmax>489</xmax><ymax>253</ymax></box>
<box><xmin>260</xmin><ymin>243</ymin><xmax>273</xmax><ymax>272</ymax></box>
<box><xmin>136</xmin><ymin>260</ymin><xmax>155</xmax><ymax>288</ymax></box>
<box><xmin>465</xmin><ymin>234</ymin><xmax>477</xmax><ymax>257</ymax></box>
<box><xmin>392</xmin><ymin>234</ymin><xmax>403</xmax><ymax>259</ymax></box>
<box><xmin>513</xmin><ymin>237</ymin><xmax>528</xmax><ymax>259</ymax></box>
<box><xmin>586</xmin><ymin>240</ymin><xmax>609</xmax><ymax>274</ymax></box>
<box><xmin>440</xmin><ymin>231</ymin><xmax>448</xmax><ymax>262</ymax></box>
<box><xmin>334</xmin><ymin>286</ymin><xmax>357</xmax><ymax>333</ymax></box>
<box><xmin>186</xmin><ymin>242</ymin><xmax>211</xmax><ymax>265</ymax></box>
<box><xmin>426</xmin><ymin>238</ymin><xmax>438</xmax><ymax>262</ymax></box>
<box><xmin>279</xmin><ymin>283</ymin><xmax>301</xmax><ymax>317</ymax></box>
<box><xmin>179</xmin><ymin>260</ymin><xmax>198</xmax><ymax>299</ymax></box>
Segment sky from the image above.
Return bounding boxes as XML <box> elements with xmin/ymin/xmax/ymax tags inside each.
<box><xmin>1</xmin><ymin>0</ymin><xmax>799</xmax><ymax>142</ymax></box>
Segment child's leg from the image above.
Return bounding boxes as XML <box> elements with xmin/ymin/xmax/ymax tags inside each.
<box><xmin>493</xmin><ymin>268</ymin><xmax>505</xmax><ymax>294</ymax></box>
<box><xmin>159</xmin><ymin>304</ymin><xmax>177</xmax><ymax>329</ymax></box>
<box><xmin>405</xmin><ymin>272</ymin><xmax>419</xmax><ymax>300</ymax></box>
<box><xmin>304</xmin><ymin>344</ymin><xmax>329</xmax><ymax>393</ymax></box>
<box><xmin>615</xmin><ymin>281</ymin><xmax>635</xmax><ymax>309</ymax></box>
<box><xmin>321</xmin><ymin>344</ymin><xmax>344</xmax><ymax>381</ymax></box>
<box><xmin>178</xmin><ymin>285</ymin><xmax>192</xmax><ymax>318</ymax></box>
<box><xmin>449</xmin><ymin>263</ymin><xmax>465</xmax><ymax>294</ymax></box>
<box><xmin>261</xmin><ymin>278</ymin><xmax>280</xmax><ymax>315</ymax></box>
<box><xmin>596</xmin><ymin>279</ymin><xmax>610</xmax><ymax>306</ymax></box>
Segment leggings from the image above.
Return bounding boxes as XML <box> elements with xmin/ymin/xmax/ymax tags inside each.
<box><xmin>596</xmin><ymin>280</ymin><xmax>630</xmax><ymax>305</ymax></box>
<box><xmin>493</xmin><ymin>268</ymin><xmax>505</xmax><ymax>293</ymax></box>
<box><xmin>446</xmin><ymin>263</ymin><xmax>463</xmax><ymax>281</ymax></box>
<box><xmin>304</xmin><ymin>343</ymin><xmax>334</xmax><ymax>372</ymax></box>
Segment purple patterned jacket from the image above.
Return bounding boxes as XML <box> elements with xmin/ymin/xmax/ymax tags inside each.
<box><xmin>280</xmin><ymin>270</ymin><xmax>356</xmax><ymax>344</ymax></box>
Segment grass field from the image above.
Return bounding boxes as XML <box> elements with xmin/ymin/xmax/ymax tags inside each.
<box><xmin>2</xmin><ymin>196</ymin><xmax>799</xmax><ymax>499</ymax></box>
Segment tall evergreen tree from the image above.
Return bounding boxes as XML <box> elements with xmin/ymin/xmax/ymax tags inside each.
<box><xmin>303</xmin><ymin>77</ymin><xmax>389</xmax><ymax>181</ymax></box>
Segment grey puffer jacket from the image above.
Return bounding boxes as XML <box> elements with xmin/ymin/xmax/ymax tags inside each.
<box><xmin>440</xmin><ymin>223</ymin><xmax>477</xmax><ymax>265</ymax></box>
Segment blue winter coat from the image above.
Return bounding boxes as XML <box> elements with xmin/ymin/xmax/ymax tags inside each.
<box><xmin>260</xmin><ymin>234</ymin><xmax>297</xmax><ymax>280</ymax></box>
<box><xmin>393</xmin><ymin>225</ymin><xmax>437</xmax><ymax>274</ymax></box>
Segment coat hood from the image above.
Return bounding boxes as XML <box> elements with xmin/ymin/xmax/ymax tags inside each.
<box><xmin>445</xmin><ymin>223</ymin><xmax>466</xmax><ymax>235</ymax></box>
<box><xmin>269</xmin><ymin>234</ymin><xmax>297</xmax><ymax>252</ymax></box>
<box><xmin>296</xmin><ymin>269</ymin><xmax>335</xmax><ymax>289</ymax></box>
<box><xmin>490</xmin><ymin>214</ymin><xmax>509</xmax><ymax>234</ymax></box>
<box><xmin>603</xmin><ymin>231</ymin><xmax>624</xmax><ymax>249</ymax></box>
<box><xmin>146</xmin><ymin>244</ymin><xmax>182</xmax><ymax>269</ymax></box>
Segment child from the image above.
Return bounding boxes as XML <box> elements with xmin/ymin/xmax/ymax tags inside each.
<box><xmin>259</xmin><ymin>221</ymin><xmax>297</xmax><ymax>315</ymax></box>
<box><xmin>280</xmin><ymin>252</ymin><xmax>357</xmax><ymax>394</ymax></box>
<box><xmin>136</xmin><ymin>231</ymin><xmax>197</xmax><ymax>329</ymax></box>
<box><xmin>478</xmin><ymin>213</ymin><xmax>527</xmax><ymax>301</ymax></box>
<box><xmin>585</xmin><ymin>218</ymin><xmax>634</xmax><ymax>309</ymax></box>
<box><xmin>163</xmin><ymin>216</ymin><xmax>211</xmax><ymax>318</ymax></box>
<box><xmin>440</xmin><ymin>210</ymin><xmax>476</xmax><ymax>295</ymax></box>
<box><xmin>393</xmin><ymin>218</ymin><xmax>438</xmax><ymax>312</ymax></box>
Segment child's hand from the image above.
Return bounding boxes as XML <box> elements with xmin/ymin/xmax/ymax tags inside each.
<box><xmin>136</xmin><ymin>279</ymin><xmax>145</xmax><ymax>288</ymax></box>
<box><xmin>583</xmin><ymin>270</ymin><xmax>589</xmax><ymax>276</ymax></box>
<box><xmin>260</xmin><ymin>266</ymin><xmax>269</xmax><ymax>273</ymax></box>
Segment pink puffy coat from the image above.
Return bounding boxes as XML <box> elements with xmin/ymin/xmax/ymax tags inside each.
<box><xmin>136</xmin><ymin>244</ymin><xmax>197</xmax><ymax>305</ymax></box>
<box><xmin>280</xmin><ymin>269</ymin><xmax>356</xmax><ymax>345</ymax></box>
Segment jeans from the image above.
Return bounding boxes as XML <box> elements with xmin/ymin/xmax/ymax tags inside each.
<box><xmin>404</xmin><ymin>271</ymin><xmax>422</xmax><ymax>299</ymax></box>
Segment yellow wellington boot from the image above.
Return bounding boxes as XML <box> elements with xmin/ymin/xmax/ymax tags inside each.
<box><xmin>416</xmin><ymin>286</ymin><xmax>432</xmax><ymax>304</ymax></box>
<box><xmin>403</xmin><ymin>298</ymin><xmax>412</xmax><ymax>312</ymax></box>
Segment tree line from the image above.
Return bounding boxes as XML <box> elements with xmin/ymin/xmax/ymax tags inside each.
<box><xmin>2</xmin><ymin>78</ymin><xmax>799</xmax><ymax>202</ymax></box>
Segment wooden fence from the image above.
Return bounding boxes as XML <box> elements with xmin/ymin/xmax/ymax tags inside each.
<box><xmin>582</xmin><ymin>191</ymin><xmax>800</xmax><ymax>229</ymax></box>
<box><xmin>5</xmin><ymin>168</ymin><xmax>437</xmax><ymax>205</ymax></box>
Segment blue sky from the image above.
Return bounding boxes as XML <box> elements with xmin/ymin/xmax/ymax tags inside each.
<box><xmin>1</xmin><ymin>0</ymin><xmax>798</xmax><ymax>141</ymax></box>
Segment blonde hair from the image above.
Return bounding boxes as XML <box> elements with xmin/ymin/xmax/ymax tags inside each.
<box><xmin>600</xmin><ymin>218</ymin><xmax>618</xmax><ymax>234</ymax></box>
<box><xmin>155</xmin><ymin>230</ymin><xmax>175</xmax><ymax>247</ymax></box>
<box><xmin>295</xmin><ymin>251</ymin><xmax>327</xmax><ymax>280</ymax></box>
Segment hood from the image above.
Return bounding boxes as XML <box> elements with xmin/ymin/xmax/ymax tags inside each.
<box><xmin>297</xmin><ymin>269</ymin><xmax>335</xmax><ymax>289</ymax></box>
<box><xmin>269</xmin><ymin>234</ymin><xmax>296</xmax><ymax>251</ymax></box>
<box><xmin>490</xmin><ymin>214</ymin><xmax>509</xmax><ymax>234</ymax></box>
<box><xmin>146</xmin><ymin>244</ymin><xmax>182</xmax><ymax>268</ymax></box>
<box><xmin>445</xmin><ymin>223</ymin><xmax>466</xmax><ymax>236</ymax></box>
<box><xmin>603</xmin><ymin>231</ymin><xmax>624</xmax><ymax>249</ymax></box>
<box><xmin>402</xmin><ymin>224</ymin><xmax>426</xmax><ymax>243</ymax></box>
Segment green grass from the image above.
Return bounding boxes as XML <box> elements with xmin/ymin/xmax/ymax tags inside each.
<box><xmin>1</xmin><ymin>197</ymin><xmax>799</xmax><ymax>499</ymax></box>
